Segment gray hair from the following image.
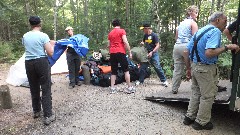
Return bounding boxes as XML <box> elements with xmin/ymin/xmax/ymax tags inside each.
<box><xmin>208</xmin><ymin>11</ymin><xmax>225</xmax><ymax>23</ymax></box>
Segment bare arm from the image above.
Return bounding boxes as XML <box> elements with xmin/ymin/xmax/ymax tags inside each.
<box><xmin>205</xmin><ymin>44</ymin><xmax>239</xmax><ymax>58</ymax></box>
<box><xmin>223</xmin><ymin>28</ymin><xmax>232</xmax><ymax>41</ymax></box>
<box><xmin>122</xmin><ymin>35</ymin><xmax>132</xmax><ymax>58</ymax></box>
<box><xmin>147</xmin><ymin>42</ymin><xmax>160</xmax><ymax>58</ymax></box>
<box><xmin>44</xmin><ymin>41</ymin><xmax>54</xmax><ymax>57</ymax></box>
<box><xmin>152</xmin><ymin>42</ymin><xmax>160</xmax><ymax>53</ymax></box>
<box><xmin>183</xmin><ymin>49</ymin><xmax>191</xmax><ymax>80</ymax></box>
<box><xmin>191</xmin><ymin>21</ymin><xmax>198</xmax><ymax>35</ymax></box>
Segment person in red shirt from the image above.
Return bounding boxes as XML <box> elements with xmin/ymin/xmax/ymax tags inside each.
<box><xmin>108</xmin><ymin>19</ymin><xmax>135</xmax><ymax>94</ymax></box>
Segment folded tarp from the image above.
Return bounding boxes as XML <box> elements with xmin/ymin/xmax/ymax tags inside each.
<box><xmin>131</xmin><ymin>46</ymin><xmax>148</xmax><ymax>63</ymax></box>
<box><xmin>48</xmin><ymin>34</ymin><xmax>89</xmax><ymax>66</ymax></box>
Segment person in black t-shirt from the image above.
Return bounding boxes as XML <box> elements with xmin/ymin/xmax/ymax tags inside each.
<box><xmin>223</xmin><ymin>20</ymin><xmax>237</xmax><ymax>41</ymax></box>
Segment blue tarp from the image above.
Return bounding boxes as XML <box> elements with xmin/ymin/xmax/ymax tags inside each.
<box><xmin>48</xmin><ymin>34</ymin><xmax>89</xmax><ymax>66</ymax></box>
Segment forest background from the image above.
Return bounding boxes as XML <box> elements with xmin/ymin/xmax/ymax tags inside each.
<box><xmin>0</xmin><ymin>0</ymin><xmax>238</xmax><ymax>79</ymax></box>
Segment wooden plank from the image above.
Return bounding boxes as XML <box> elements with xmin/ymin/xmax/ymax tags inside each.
<box><xmin>145</xmin><ymin>80</ymin><xmax>231</xmax><ymax>104</ymax></box>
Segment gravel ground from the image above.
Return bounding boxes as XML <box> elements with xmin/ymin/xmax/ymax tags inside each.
<box><xmin>1</xmin><ymin>63</ymin><xmax>240</xmax><ymax>135</ymax></box>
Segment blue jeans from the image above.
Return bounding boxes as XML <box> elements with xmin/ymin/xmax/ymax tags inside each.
<box><xmin>139</xmin><ymin>62</ymin><xmax>149</xmax><ymax>83</ymax></box>
<box><xmin>149</xmin><ymin>52</ymin><xmax>167</xmax><ymax>82</ymax></box>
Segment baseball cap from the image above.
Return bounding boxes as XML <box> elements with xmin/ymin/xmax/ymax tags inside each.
<box><xmin>140</xmin><ymin>24</ymin><xmax>152</xmax><ymax>30</ymax></box>
<box><xmin>29</xmin><ymin>16</ymin><xmax>41</xmax><ymax>25</ymax></box>
<box><xmin>65</xmin><ymin>26</ymin><xmax>73</xmax><ymax>31</ymax></box>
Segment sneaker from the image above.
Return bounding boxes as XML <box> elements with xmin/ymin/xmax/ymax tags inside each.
<box><xmin>192</xmin><ymin>121</ymin><xmax>213</xmax><ymax>130</ymax></box>
<box><xmin>162</xmin><ymin>81</ymin><xmax>168</xmax><ymax>87</ymax></box>
<box><xmin>110</xmin><ymin>87</ymin><xmax>117</xmax><ymax>94</ymax></box>
<box><xmin>125</xmin><ymin>86</ymin><xmax>136</xmax><ymax>94</ymax></box>
<box><xmin>135</xmin><ymin>81</ymin><xmax>140</xmax><ymax>86</ymax></box>
<box><xmin>76</xmin><ymin>81</ymin><xmax>82</xmax><ymax>86</ymax></box>
<box><xmin>33</xmin><ymin>111</ymin><xmax>41</xmax><ymax>119</ymax></box>
<box><xmin>183</xmin><ymin>116</ymin><xmax>195</xmax><ymax>125</ymax></box>
<box><xmin>43</xmin><ymin>114</ymin><xmax>56</xmax><ymax>125</ymax></box>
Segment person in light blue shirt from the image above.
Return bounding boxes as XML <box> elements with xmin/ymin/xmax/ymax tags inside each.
<box><xmin>187</xmin><ymin>24</ymin><xmax>221</xmax><ymax>64</ymax></box>
<box><xmin>172</xmin><ymin>5</ymin><xmax>199</xmax><ymax>94</ymax></box>
<box><xmin>183</xmin><ymin>12</ymin><xmax>239</xmax><ymax>130</ymax></box>
<box><xmin>22</xmin><ymin>16</ymin><xmax>55</xmax><ymax>126</ymax></box>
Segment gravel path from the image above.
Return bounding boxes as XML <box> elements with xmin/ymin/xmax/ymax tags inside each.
<box><xmin>1</xmin><ymin>63</ymin><xmax>240</xmax><ymax>135</ymax></box>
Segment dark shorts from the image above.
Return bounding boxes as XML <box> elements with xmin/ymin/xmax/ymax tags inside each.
<box><xmin>110</xmin><ymin>53</ymin><xmax>129</xmax><ymax>75</ymax></box>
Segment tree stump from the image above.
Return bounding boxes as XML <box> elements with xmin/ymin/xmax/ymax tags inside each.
<box><xmin>0</xmin><ymin>85</ymin><xmax>13</xmax><ymax>109</ymax></box>
<box><xmin>81</xmin><ymin>65</ymin><xmax>91</xmax><ymax>85</ymax></box>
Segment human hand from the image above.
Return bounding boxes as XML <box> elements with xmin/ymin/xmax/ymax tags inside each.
<box><xmin>226</xmin><ymin>44</ymin><xmax>240</xmax><ymax>52</ymax></box>
<box><xmin>50</xmin><ymin>40</ymin><xmax>56</xmax><ymax>46</ymax></box>
<box><xmin>186</xmin><ymin>69</ymin><xmax>191</xmax><ymax>81</ymax></box>
<box><xmin>129</xmin><ymin>52</ymin><xmax>132</xmax><ymax>59</ymax></box>
<box><xmin>147</xmin><ymin>51</ymin><xmax>153</xmax><ymax>58</ymax></box>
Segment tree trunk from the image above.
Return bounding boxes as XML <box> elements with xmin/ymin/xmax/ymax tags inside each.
<box><xmin>53</xmin><ymin>0</ymin><xmax>57</xmax><ymax>41</ymax></box>
<box><xmin>83</xmin><ymin>0</ymin><xmax>89</xmax><ymax>33</ymax></box>
<box><xmin>34</xmin><ymin>0</ymin><xmax>38</xmax><ymax>15</ymax></box>
<box><xmin>216</xmin><ymin>0</ymin><xmax>221</xmax><ymax>10</ymax></box>
<box><xmin>24</xmin><ymin>0</ymin><xmax>31</xmax><ymax>26</ymax></box>
<box><xmin>0</xmin><ymin>85</ymin><xmax>13</xmax><ymax>109</ymax></box>
<box><xmin>210</xmin><ymin>0</ymin><xmax>215</xmax><ymax>14</ymax></box>
<box><xmin>220</xmin><ymin>0</ymin><xmax>228</xmax><ymax>11</ymax></box>
<box><xmin>125</xmin><ymin>0</ymin><xmax>129</xmax><ymax>27</ymax></box>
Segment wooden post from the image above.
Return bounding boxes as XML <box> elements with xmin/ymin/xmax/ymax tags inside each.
<box><xmin>81</xmin><ymin>65</ymin><xmax>91</xmax><ymax>85</ymax></box>
<box><xmin>0</xmin><ymin>85</ymin><xmax>13</xmax><ymax>109</ymax></box>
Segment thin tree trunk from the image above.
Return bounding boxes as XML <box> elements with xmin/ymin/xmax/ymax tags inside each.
<box><xmin>210</xmin><ymin>0</ymin><xmax>215</xmax><ymax>14</ymax></box>
<box><xmin>34</xmin><ymin>0</ymin><xmax>37</xmax><ymax>14</ymax></box>
<box><xmin>125</xmin><ymin>0</ymin><xmax>129</xmax><ymax>27</ymax></box>
<box><xmin>221</xmin><ymin>0</ymin><xmax>228</xmax><ymax>11</ymax></box>
<box><xmin>24</xmin><ymin>0</ymin><xmax>31</xmax><ymax>29</ymax></box>
<box><xmin>53</xmin><ymin>0</ymin><xmax>57</xmax><ymax>40</ymax></box>
<box><xmin>83</xmin><ymin>0</ymin><xmax>88</xmax><ymax>33</ymax></box>
<box><xmin>216</xmin><ymin>0</ymin><xmax>221</xmax><ymax>10</ymax></box>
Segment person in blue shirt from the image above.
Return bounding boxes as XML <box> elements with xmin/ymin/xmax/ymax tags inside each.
<box><xmin>172</xmin><ymin>5</ymin><xmax>199</xmax><ymax>94</ymax></box>
<box><xmin>183</xmin><ymin>12</ymin><xmax>239</xmax><ymax>130</ymax></box>
<box><xmin>22</xmin><ymin>16</ymin><xmax>55</xmax><ymax>125</ymax></box>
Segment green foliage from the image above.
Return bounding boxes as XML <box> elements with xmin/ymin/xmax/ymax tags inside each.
<box><xmin>0</xmin><ymin>41</ymin><xmax>23</xmax><ymax>63</ymax></box>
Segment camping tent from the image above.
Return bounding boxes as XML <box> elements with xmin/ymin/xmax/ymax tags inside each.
<box><xmin>6</xmin><ymin>53</ymin><xmax>68</xmax><ymax>86</ymax></box>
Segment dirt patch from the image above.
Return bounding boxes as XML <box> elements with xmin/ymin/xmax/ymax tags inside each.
<box><xmin>1</xmin><ymin>63</ymin><xmax>240</xmax><ymax>135</ymax></box>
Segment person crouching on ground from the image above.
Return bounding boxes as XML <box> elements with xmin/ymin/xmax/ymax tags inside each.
<box><xmin>183</xmin><ymin>11</ymin><xmax>239</xmax><ymax>130</ymax></box>
<box><xmin>22</xmin><ymin>16</ymin><xmax>55</xmax><ymax>125</ymax></box>
<box><xmin>65</xmin><ymin>26</ymin><xmax>82</xmax><ymax>89</ymax></box>
<box><xmin>108</xmin><ymin>18</ymin><xmax>135</xmax><ymax>94</ymax></box>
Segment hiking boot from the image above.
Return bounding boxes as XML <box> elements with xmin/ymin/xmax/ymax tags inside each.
<box><xmin>33</xmin><ymin>111</ymin><xmax>41</xmax><ymax>119</ymax></box>
<box><xmin>183</xmin><ymin>116</ymin><xmax>195</xmax><ymax>125</ymax></box>
<box><xmin>162</xmin><ymin>81</ymin><xmax>169</xmax><ymax>87</ymax></box>
<box><xmin>76</xmin><ymin>81</ymin><xmax>82</xmax><ymax>86</ymax></box>
<box><xmin>68</xmin><ymin>85</ymin><xmax>75</xmax><ymax>89</ymax></box>
<box><xmin>172</xmin><ymin>90</ymin><xmax>178</xmax><ymax>94</ymax></box>
<box><xmin>110</xmin><ymin>87</ymin><xmax>117</xmax><ymax>94</ymax></box>
<box><xmin>192</xmin><ymin>121</ymin><xmax>213</xmax><ymax>130</ymax></box>
<box><xmin>43</xmin><ymin>113</ymin><xmax>56</xmax><ymax>125</ymax></box>
<box><xmin>125</xmin><ymin>86</ymin><xmax>136</xmax><ymax>94</ymax></box>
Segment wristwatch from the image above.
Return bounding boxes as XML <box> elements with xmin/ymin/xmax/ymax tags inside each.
<box><xmin>224</xmin><ymin>45</ymin><xmax>228</xmax><ymax>52</ymax></box>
